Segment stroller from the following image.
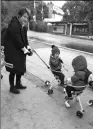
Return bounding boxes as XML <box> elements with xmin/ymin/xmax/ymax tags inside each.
<box><xmin>45</xmin><ymin>67</ymin><xmax>67</xmax><ymax>95</ymax></box>
<box><xmin>64</xmin><ymin>80</ymin><xmax>93</xmax><ymax>118</ymax></box>
<box><xmin>33</xmin><ymin>49</ymin><xmax>68</xmax><ymax>95</ymax></box>
<box><xmin>33</xmin><ymin>49</ymin><xmax>93</xmax><ymax>118</ymax></box>
<box><xmin>64</xmin><ymin>84</ymin><xmax>88</xmax><ymax>118</ymax></box>
<box><xmin>64</xmin><ymin>55</ymin><xmax>93</xmax><ymax>118</ymax></box>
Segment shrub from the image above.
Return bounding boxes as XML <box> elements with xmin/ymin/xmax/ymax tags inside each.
<box><xmin>53</xmin><ymin>26</ymin><xmax>57</xmax><ymax>31</ymax></box>
<box><xmin>29</xmin><ymin>20</ymin><xmax>47</xmax><ymax>32</ymax></box>
<box><xmin>64</xmin><ymin>43</ymin><xmax>93</xmax><ymax>53</ymax></box>
<box><xmin>29</xmin><ymin>20</ymin><xmax>35</xmax><ymax>30</ymax></box>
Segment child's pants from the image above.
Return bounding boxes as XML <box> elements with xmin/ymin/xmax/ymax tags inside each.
<box><xmin>65</xmin><ymin>86</ymin><xmax>77</xmax><ymax>97</ymax></box>
<box><xmin>52</xmin><ymin>69</ymin><xmax>65</xmax><ymax>85</ymax></box>
<box><xmin>65</xmin><ymin>86</ymin><xmax>84</xmax><ymax>97</ymax></box>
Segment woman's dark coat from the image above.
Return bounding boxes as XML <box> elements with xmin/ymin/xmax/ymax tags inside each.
<box><xmin>4</xmin><ymin>16</ymin><xmax>29</xmax><ymax>75</ymax></box>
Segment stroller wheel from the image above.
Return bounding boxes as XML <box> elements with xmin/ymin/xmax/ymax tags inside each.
<box><xmin>45</xmin><ymin>81</ymin><xmax>50</xmax><ymax>86</ymax></box>
<box><xmin>1</xmin><ymin>75</ymin><xmax>3</xmax><ymax>79</ymax></box>
<box><xmin>48</xmin><ymin>89</ymin><xmax>53</xmax><ymax>95</ymax></box>
<box><xmin>88</xmin><ymin>100</ymin><xmax>93</xmax><ymax>106</ymax></box>
<box><xmin>55</xmin><ymin>76</ymin><xmax>59</xmax><ymax>80</ymax></box>
<box><xmin>76</xmin><ymin>111</ymin><xmax>83</xmax><ymax>118</ymax></box>
<box><xmin>58</xmin><ymin>79</ymin><xmax>61</xmax><ymax>85</ymax></box>
<box><xmin>75</xmin><ymin>97</ymin><xmax>79</xmax><ymax>102</ymax></box>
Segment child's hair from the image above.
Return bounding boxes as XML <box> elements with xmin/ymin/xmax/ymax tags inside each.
<box><xmin>51</xmin><ymin>45</ymin><xmax>60</xmax><ymax>55</ymax></box>
<box><xmin>51</xmin><ymin>45</ymin><xmax>56</xmax><ymax>49</ymax></box>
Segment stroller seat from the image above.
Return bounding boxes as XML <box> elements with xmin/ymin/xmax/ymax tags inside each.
<box><xmin>71</xmin><ymin>86</ymin><xmax>86</xmax><ymax>96</ymax></box>
<box><xmin>65</xmin><ymin>85</ymin><xmax>88</xmax><ymax>118</ymax></box>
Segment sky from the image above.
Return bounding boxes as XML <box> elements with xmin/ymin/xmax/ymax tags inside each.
<box><xmin>43</xmin><ymin>1</ymin><xmax>66</xmax><ymax>8</ymax></box>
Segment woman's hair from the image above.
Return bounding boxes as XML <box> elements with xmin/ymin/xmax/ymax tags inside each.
<box><xmin>18</xmin><ymin>8</ymin><xmax>31</xmax><ymax>20</ymax></box>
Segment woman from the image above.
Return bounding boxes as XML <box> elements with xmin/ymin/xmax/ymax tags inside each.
<box><xmin>4</xmin><ymin>8</ymin><xmax>32</xmax><ymax>94</ymax></box>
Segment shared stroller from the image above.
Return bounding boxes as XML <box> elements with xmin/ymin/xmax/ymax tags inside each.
<box><xmin>34</xmin><ymin>48</ymin><xmax>93</xmax><ymax>118</ymax></box>
<box><xmin>64</xmin><ymin>55</ymin><xmax>93</xmax><ymax>118</ymax></box>
<box><xmin>45</xmin><ymin>66</ymin><xmax>67</xmax><ymax>95</ymax></box>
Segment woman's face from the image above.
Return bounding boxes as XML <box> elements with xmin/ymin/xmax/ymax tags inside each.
<box><xmin>19</xmin><ymin>13</ymin><xmax>29</xmax><ymax>26</ymax></box>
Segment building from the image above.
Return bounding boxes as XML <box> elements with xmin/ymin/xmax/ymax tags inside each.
<box><xmin>48</xmin><ymin>21</ymin><xmax>89</xmax><ymax>36</ymax></box>
<box><xmin>43</xmin><ymin>2</ymin><xmax>64</xmax><ymax>22</ymax></box>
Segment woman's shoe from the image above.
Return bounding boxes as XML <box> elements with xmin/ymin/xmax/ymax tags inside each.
<box><xmin>10</xmin><ymin>86</ymin><xmax>20</xmax><ymax>94</ymax></box>
<box><xmin>15</xmin><ymin>83</ymin><xmax>27</xmax><ymax>89</ymax></box>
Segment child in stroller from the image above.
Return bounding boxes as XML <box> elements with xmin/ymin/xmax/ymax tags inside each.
<box><xmin>65</xmin><ymin>55</ymin><xmax>93</xmax><ymax>100</ymax></box>
<box><xmin>49</xmin><ymin>45</ymin><xmax>65</xmax><ymax>86</ymax></box>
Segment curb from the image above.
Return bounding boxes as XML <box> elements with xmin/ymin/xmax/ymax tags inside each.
<box><xmin>29</xmin><ymin>36</ymin><xmax>93</xmax><ymax>56</ymax></box>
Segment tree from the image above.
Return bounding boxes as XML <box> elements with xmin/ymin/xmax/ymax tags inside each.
<box><xmin>83</xmin><ymin>1</ymin><xmax>93</xmax><ymax>35</ymax></box>
<box><xmin>62</xmin><ymin>1</ymin><xmax>93</xmax><ymax>35</ymax></box>
<box><xmin>62</xmin><ymin>1</ymin><xmax>86</xmax><ymax>22</ymax></box>
<box><xmin>1</xmin><ymin>1</ymin><xmax>48</xmax><ymax>23</ymax></box>
<box><xmin>1</xmin><ymin>2</ymin><xmax>8</xmax><ymax>23</ymax></box>
<box><xmin>36</xmin><ymin>2</ymin><xmax>48</xmax><ymax>21</ymax></box>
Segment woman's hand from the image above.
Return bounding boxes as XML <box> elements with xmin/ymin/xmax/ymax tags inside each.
<box><xmin>27</xmin><ymin>45</ymin><xmax>33</xmax><ymax>56</ymax></box>
<box><xmin>27</xmin><ymin>45</ymin><xmax>31</xmax><ymax>50</ymax></box>
<box><xmin>22</xmin><ymin>47</ymin><xmax>29</xmax><ymax>54</ymax></box>
<box><xmin>27</xmin><ymin>49</ymin><xmax>33</xmax><ymax>56</ymax></box>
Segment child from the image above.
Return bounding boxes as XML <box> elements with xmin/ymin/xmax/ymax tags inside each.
<box><xmin>49</xmin><ymin>45</ymin><xmax>65</xmax><ymax>86</ymax></box>
<box><xmin>1</xmin><ymin>26</ymin><xmax>7</xmax><ymax>79</ymax></box>
<box><xmin>65</xmin><ymin>55</ymin><xmax>93</xmax><ymax>100</ymax></box>
<box><xmin>1</xmin><ymin>46</ymin><xmax>5</xmax><ymax>79</ymax></box>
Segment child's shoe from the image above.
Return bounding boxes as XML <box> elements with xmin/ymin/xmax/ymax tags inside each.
<box><xmin>63</xmin><ymin>88</ymin><xmax>66</xmax><ymax>93</ymax></box>
<box><xmin>65</xmin><ymin>101</ymin><xmax>70</xmax><ymax>108</ymax></box>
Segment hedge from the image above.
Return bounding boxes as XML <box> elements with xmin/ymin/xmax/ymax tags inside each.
<box><xmin>64</xmin><ymin>43</ymin><xmax>93</xmax><ymax>53</ymax></box>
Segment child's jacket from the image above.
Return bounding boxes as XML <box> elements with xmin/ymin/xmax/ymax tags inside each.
<box><xmin>71</xmin><ymin>55</ymin><xmax>91</xmax><ymax>87</ymax></box>
<box><xmin>49</xmin><ymin>54</ymin><xmax>63</xmax><ymax>71</ymax></box>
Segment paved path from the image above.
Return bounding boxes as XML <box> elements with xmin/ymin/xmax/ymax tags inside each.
<box><xmin>1</xmin><ymin>32</ymin><xmax>93</xmax><ymax>129</ymax></box>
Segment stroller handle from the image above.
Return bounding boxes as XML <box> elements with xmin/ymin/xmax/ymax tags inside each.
<box><xmin>34</xmin><ymin>50</ymin><xmax>50</xmax><ymax>69</ymax></box>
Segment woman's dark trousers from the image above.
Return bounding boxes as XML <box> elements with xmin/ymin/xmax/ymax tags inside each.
<box><xmin>65</xmin><ymin>86</ymin><xmax>77</xmax><ymax>97</ymax></box>
<box><xmin>15</xmin><ymin>74</ymin><xmax>26</xmax><ymax>89</ymax></box>
<box><xmin>9</xmin><ymin>72</ymin><xmax>20</xmax><ymax>94</ymax></box>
